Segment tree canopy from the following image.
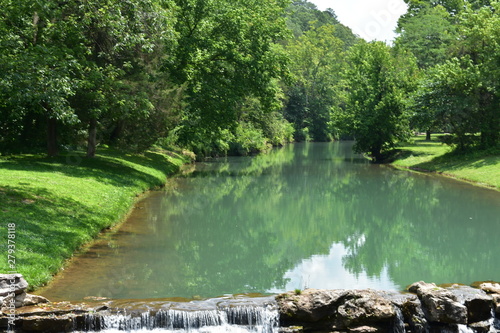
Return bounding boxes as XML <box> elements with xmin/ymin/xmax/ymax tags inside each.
<box><xmin>0</xmin><ymin>0</ymin><xmax>498</xmax><ymax>160</ymax></box>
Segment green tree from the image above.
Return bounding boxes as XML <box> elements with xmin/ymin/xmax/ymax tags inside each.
<box><xmin>284</xmin><ymin>24</ymin><xmax>346</xmax><ymax>141</ymax></box>
<box><xmin>167</xmin><ymin>0</ymin><xmax>290</xmax><ymax>156</ymax></box>
<box><xmin>396</xmin><ymin>5</ymin><xmax>456</xmax><ymax>69</ymax></box>
<box><xmin>338</xmin><ymin>42</ymin><xmax>418</xmax><ymax>162</ymax></box>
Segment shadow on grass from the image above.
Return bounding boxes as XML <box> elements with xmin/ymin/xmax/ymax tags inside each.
<box><xmin>0</xmin><ymin>185</ymin><xmax>120</xmax><ymax>288</ymax></box>
<box><xmin>413</xmin><ymin>149</ymin><xmax>499</xmax><ymax>171</ymax></box>
<box><xmin>0</xmin><ymin>149</ymin><xmax>183</xmax><ymax>189</ymax></box>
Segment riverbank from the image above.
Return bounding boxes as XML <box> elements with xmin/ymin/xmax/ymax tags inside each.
<box><xmin>392</xmin><ymin>135</ymin><xmax>500</xmax><ymax>191</ymax></box>
<box><xmin>0</xmin><ymin>148</ymin><xmax>190</xmax><ymax>290</ymax></box>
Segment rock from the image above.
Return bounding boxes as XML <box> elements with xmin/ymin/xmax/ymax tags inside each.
<box><xmin>336</xmin><ymin>290</ymin><xmax>397</xmax><ymax>329</ymax></box>
<box><xmin>0</xmin><ymin>274</ymin><xmax>28</xmax><ymax>296</ymax></box>
<box><xmin>277</xmin><ymin>289</ymin><xmax>348</xmax><ymax>324</ymax></box>
<box><xmin>401</xmin><ymin>299</ymin><xmax>428</xmax><ymax>333</ymax></box>
<box><xmin>446</xmin><ymin>285</ymin><xmax>494</xmax><ymax>323</ymax></box>
<box><xmin>408</xmin><ymin>281</ymin><xmax>438</xmax><ymax>295</ymax></box>
<box><xmin>18</xmin><ymin>293</ymin><xmax>50</xmax><ymax>307</ymax></box>
<box><xmin>479</xmin><ymin>282</ymin><xmax>500</xmax><ymax>294</ymax></box>
<box><xmin>493</xmin><ymin>294</ymin><xmax>500</xmax><ymax>316</ymax></box>
<box><xmin>20</xmin><ymin>315</ymin><xmax>74</xmax><ymax>332</ymax></box>
<box><xmin>468</xmin><ymin>320</ymin><xmax>493</xmax><ymax>333</ymax></box>
<box><xmin>348</xmin><ymin>325</ymin><xmax>381</xmax><ymax>333</ymax></box>
<box><xmin>408</xmin><ymin>282</ymin><xmax>467</xmax><ymax>325</ymax></box>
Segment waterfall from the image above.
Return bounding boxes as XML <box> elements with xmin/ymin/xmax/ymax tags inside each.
<box><xmin>391</xmin><ymin>306</ymin><xmax>406</xmax><ymax>333</ymax></box>
<box><xmin>76</xmin><ymin>298</ymin><xmax>279</xmax><ymax>333</ymax></box>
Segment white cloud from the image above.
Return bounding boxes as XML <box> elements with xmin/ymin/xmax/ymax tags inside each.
<box><xmin>267</xmin><ymin>243</ymin><xmax>399</xmax><ymax>293</ymax></box>
<box><xmin>308</xmin><ymin>0</ymin><xmax>408</xmax><ymax>42</ymax></box>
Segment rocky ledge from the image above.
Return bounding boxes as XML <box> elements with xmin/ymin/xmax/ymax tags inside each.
<box><xmin>1</xmin><ymin>274</ymin><xmax>499</xmax><ymax>333</ymax></box>
<box><xmin>278</xmin><ymin>281</ymin><xmax>500</xmax><ymax>333</ymax></box>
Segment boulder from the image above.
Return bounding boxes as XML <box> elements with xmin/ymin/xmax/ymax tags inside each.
<box><xmin>478</xmin><ymin>282</ymin><xmax>500</xmax><ymax>294</ymax></box>
<box><xmin>0</xmin><ymin>274</ymin><xmax>28</xmax><ymax>296</ymax></box>
<box><xmin>20</xmin><ymin>315</ymin><xmax>74</xmax><ymax>332</ymax></box>
<box><xmin>445</xmin><ymin>285</ymin><xmax>494</xmax><ymax>323</ymax></box>
<box><xmin>408</xmin><ymin>282</ymin><xmax>467</xmax><ymax>325</ymax></box>
<box><xmin>401</xmin><ymin>299</ymin><xmax>428</xmax><ymax>333</ymax></box>
<box><xmin>336</xmin><ymin>290</ymin><xmax>397</xmax><ymax>329</ymax></box>
<box><xmin>493</xmin><ymin>294</ymin><xmax>500</xmax><ymax>317</ymax></box>
<box><xmin>277</xmin><ymin>289</ymin><xmax>348</xmax><ymax>324</ymax></box>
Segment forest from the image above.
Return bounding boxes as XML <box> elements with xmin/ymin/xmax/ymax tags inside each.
<box><xmin>1</xmin><ymin>0</ymin><xmax>499</xmax><ymax>162</ymax></box>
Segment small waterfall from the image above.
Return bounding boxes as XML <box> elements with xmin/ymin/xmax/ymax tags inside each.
<box><xmin>391</xmin><ymin>306</ymin><xmax>406</xmax><ymax>333</ymax></box>
<box><xmin>77</xmin><ymin>298</ymin><xmax>279</xmax><ymax>333</ymax></box>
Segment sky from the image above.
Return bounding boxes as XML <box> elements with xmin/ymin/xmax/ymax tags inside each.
<box><xmin>308</xmin><ymin>0</ymin><xmax>408</xmax><ymax>42</ymax></box>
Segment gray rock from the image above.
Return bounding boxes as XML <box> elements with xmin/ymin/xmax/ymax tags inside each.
<box><xmin>348</xmin><ymin>325</ymin><xmax>381</xmax><ymax>333</ymax></box>
<box><xmin>21</xmin><ymin>315</ymin><xmax>74</xmax><ymax>332</ymax></box>
<box><xmin>493</xmin><ymin>294</ymin><xmax>500</xmax><ymax>316</ymax></box>
<box><xmin>446</xmin><ymin>285</ymin><xmax>494</xmax><ymax>323</ymax></box>
<box><xmin>277</xmin><ymin>289</ymin><xmax>348</xmax><ymax>323</ymax></box>
<box><xmin>401</xmin><ymin>299</ymin><xmax>428</xmax><ymax>333</ymax></box>
<box><xmin>468</xmin><ymin>319</ymin><xmax>493</xmax><ymax>333</ymax></box>
<box><xmin>0</xmin><ymin>274</ymin><xmax>28</xmax><ymax>297</ymax></box>
<box><xmin>408</xmin><ymin>281</ymin><xmax>438</xmax><ymax>295</ymax></box>
<box><xmin>336</xmin><ymin>290</ymin><xmax>396</xmax><ymax>329</ymax></box>
<box><xmin>479</xmin><ymin>282</ymin><xmax>500</xmax><ymax>294</ymax></box>
<box><xmin>408</xmin><ymin>282</ymin><xmax>468</xmax><ymax>325</ymax></box>
<box><xmin>17</xmin><ymin>293</ymin><xmax>50</xmax><ymax>307</ymax></box>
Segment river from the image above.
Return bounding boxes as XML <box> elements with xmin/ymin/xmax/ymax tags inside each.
<box><xmin>38</xmin><ymin>142</ymin><xmax>500</xmax><ymax>301</ymax></box>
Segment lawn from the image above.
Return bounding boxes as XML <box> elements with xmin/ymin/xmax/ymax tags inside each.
<box><xmin>392</xmin><ymin>135</ymin><xmax>500</xmax><ymax>190</ymax></box>
<box><xmin>0</xmin><ymin>148</ymin><xmax>188</xmax><ymax>290</ymax></box>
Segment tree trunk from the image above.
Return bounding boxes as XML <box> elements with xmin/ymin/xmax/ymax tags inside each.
<box><xmin>87</xmin><ymin>118</ymin><xmax>97</xmax><ymax>158</ymax></box>
<box><xmin>47</xmin><ymin>117</ymin><xmax>58</xmax><ymax>157</ymax></box>
<box><xmin>426</xmin><ymin>130</ymin><xmax>431</xmax><ymax>141</ymax></box>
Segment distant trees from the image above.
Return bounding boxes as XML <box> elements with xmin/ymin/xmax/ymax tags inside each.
<box><xmin>406</xmin><ymin>1</ymin><xmax>500</xmax><ymax>149</ymax></box>
<box><xmin>1</xmin><ymin>0</ymin><xmax>498</xmax><ymax>160</ymax></box>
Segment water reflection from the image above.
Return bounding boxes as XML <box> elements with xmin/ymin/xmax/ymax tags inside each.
<box><xmin>39</xmin><ymin>142</ymin><xmax>500</xmax><ymax>301</ymax></box>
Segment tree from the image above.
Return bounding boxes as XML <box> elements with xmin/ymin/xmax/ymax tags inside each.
<box><xmin>412</xmin><ymin>2</ymin><xmax>500</xmax><ymax>150</ymax></box>
<box><xmin>337</xmin><ymin>42</ymin><xmax>418</xmax><ymax>162</ymax></box>
<box><xmin>396</xmin><ymin>5</ymin><xmax>457</xmax><ymax>69</ymax></box>
<box><xmin>284</xmin><ymin>24</ymin><xmax>346</xmax><ymax>141</ymax></box>
<box><xmin>0</xmin><ymin>0</ymin><xmax>82</xmax><ymax>156</ymax></box>
<box><xmin>166</xmin><ymin>0</ymin><xmax>290</xmax><ymax>155</ymax></box>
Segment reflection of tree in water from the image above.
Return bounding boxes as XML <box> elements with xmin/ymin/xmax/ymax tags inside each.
<box><xmin>130</xmin><ymin>142</ymin><xmax>500</xmax><ymax>298</ymax></box>
<box><xmin>338</xmin><ymin>166</ymin><xmax>500</xmax><ymax>287</ymax></box>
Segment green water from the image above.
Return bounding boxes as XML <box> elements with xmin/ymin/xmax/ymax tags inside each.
<box><xmin>39</xmin><ymin>142</ymin><xmax>500</xmax><ymax>301</ymax></box>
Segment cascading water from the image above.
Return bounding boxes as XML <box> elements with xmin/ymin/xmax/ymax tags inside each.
<box><xmin>75</xmin><ymin>297</ymin><xmax>279</xmax><ymax>333</ymax></box>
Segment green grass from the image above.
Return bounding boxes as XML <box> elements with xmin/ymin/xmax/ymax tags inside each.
<box><xmin>392</xmin><ymin>135</ymin><xmax>500</xmax><ymax>190</ymax></box>
<box><xmin>0</xmin><ymin>148</ymin><xmax>188</xmax><ymax>290</ymax></box>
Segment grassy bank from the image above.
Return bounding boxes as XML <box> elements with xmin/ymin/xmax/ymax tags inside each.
<box><xmin>392</xmin><ymin>135</ymin><xmax>500</xmax><ymax>190</ymax></box>
<box><xmin>0</xmin><ymin>148</ymin><xmax>189</xmax><ymax>290</ymax></box>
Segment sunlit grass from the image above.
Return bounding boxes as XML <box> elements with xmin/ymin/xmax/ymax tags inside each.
<box><xmin>393</xmin><ymin>135</ymin><xmax>500</xmax><ymax>190</ymax></box>
<box><xmin>0</xmin><ymin>148</ymin><xmax>188</xmax><ymax>290</ymax></box>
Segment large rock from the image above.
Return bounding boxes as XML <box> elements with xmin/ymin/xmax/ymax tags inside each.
<box><xmin>401</xmin><ymin>299</ymin><xmax>428</xmax><ymax>333</ymax></box>
<box><xmin>0</xmin><ymin>274</ymin><xmax>28</xmax><ymax>296</ymax></box>
<box><xmin>277</xmin><ymin>289</ymin><xmax>348</xmax><ymax>324</ymax></box>
<box><xmin>478</xmin><ymin>282</ymin><xmax>500</xmax><ymax>294</ymax></box>
<box><xmin>408</xmin><ymin>281</ymin><xmax>467</xmax><ymax>325</ymax></box>
<box><xmin>277</xmin><ymin>289</ymin><xmax>402</xmax><ymax>332</ymax></box>
<box><xmin>446</xmin><ymin>285</ymin><xmax>494</xmax><ymax>323</ymax></box>
<box><xmin>336</xmin><ymin>290</ymin><xmax>397</xmax><ymax>329</ymax></box>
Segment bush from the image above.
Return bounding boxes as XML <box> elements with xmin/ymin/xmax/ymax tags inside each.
<box><xmin>231</xmin><ymin>122</ymin><xmax>270</xmax><ymax>155</ymax></box>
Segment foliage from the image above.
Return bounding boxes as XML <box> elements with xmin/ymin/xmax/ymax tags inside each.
<box><xmin>283</xmin><ymin>24</ymin><xmax>349</xmax><ymax>142</ymax></box>
<box><xmin>337</xmin><ymin>42</ymin><xmax>419</xmax><ymax>162</ymax></box>
<box><xmin>410</xmin><ymin>2</ymin><xmax>500</xmax><ymax>150</ymax></box>
<box><xmin>396</xmin><ymin>5</ymin><xmax>457</xmax><ymax>69</ymax></box>
<box><xmin>167</xmin><ymin>0</ymin><xmax>290</xmax><ymax>154</ymax></box>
